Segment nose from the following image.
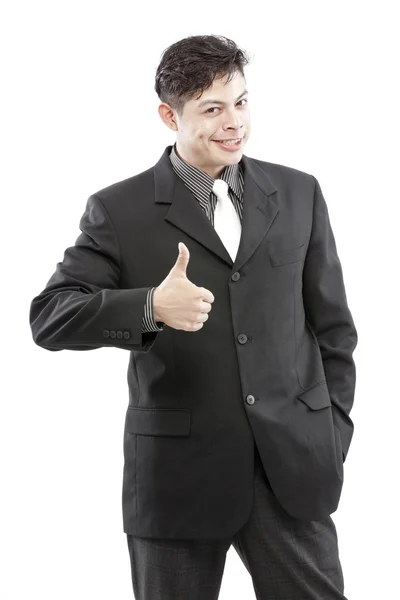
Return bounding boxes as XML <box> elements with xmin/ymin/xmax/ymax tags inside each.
<box><xmin>223</xmin><ymin>106</ymin><xmax>242</xmax><ymax>131</ymax></box>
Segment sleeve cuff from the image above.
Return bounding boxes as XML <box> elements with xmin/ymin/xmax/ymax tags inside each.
<box><xmin>142</xmin><ymin>287</ymin><xmax>164</xmax><ymax>332</ymax></box>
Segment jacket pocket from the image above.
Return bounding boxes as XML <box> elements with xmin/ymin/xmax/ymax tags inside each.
<box><xmin>125</xmin><ymin>406</ymin><xmax>191</xmax><ymax>437</ymax></box>
<box><xmin>297</xmin><ymin>382</ymin><xmax>331</xmax><ymax>410</ymax></box>
<box><xmin>270</xmin><ymin>243</ymin><xmax>306</xmax><ymax>267</ymax></box>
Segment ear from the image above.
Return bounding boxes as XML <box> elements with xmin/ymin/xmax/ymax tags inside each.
<box><xmin>158</xmin><ymin>103</ymin><xmax>178</xmax><ymax>132</ymax></box>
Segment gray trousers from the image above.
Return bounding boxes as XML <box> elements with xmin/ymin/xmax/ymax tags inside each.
<box><xmin>126</xmin><ymin>448</ymin><xmax>347</xmax><ymax>599</ymax></box>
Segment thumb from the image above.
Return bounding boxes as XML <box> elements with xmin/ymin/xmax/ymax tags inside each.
<box><xmin>172</xmin><ymin>242</ymin><xmax>190</xmax><ymax>276</ymax></box>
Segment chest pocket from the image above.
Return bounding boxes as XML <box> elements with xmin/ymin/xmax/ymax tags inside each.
<box><xmin>269</xmin><ymin>243</ymin><xmax>306</xmax><ymax>267</ymax></box>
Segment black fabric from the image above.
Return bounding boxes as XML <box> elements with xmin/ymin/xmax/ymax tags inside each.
<box><xmin>29</xmin><ymin>145</ymin><xmax>357</xmax><ymax>539</ymax></box>
<box><xmin>126</xmin><ymin>456</ymin><xmax>346</xmax><ymax>599</ymax></box>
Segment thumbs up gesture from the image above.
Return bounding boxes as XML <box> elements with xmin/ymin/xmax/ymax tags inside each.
<box><xmin>152</xmin><ymin>243</ymin><xmax>215</xmax><ymax>331</ymax></box>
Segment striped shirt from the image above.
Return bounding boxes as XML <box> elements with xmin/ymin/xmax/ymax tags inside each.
<box><xmin>142</xmin><ymin>142</ymin><xmax>245</xmax><ymax>332</ymax></box>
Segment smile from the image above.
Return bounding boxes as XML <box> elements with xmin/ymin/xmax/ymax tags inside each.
<box><xmin>212</xmin><ymin>137</ymin><xmax>244</xmax><ymax>150</ymax></box>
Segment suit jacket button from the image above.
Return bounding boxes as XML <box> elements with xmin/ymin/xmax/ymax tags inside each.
<box><xmin>116</xmin><ymin>330</ymin><xmax>123</xmax><ymax>339</ymax></box>
<box><xmin>103</xmin><ymin>330</ymin><xmax>110</xmax><ymax>338</ymax></box>
<box><xmin>123</xmin><ymin>331</ymin><xmax>130</xmax><ymax>340</ymax></box>
<box><xmin>246</xmin><ymin>395</ymin><xmax>256</xmax><ymax>405</ymax></box>
<box><xmin>231</xmin><ymin>272</ymin><xmax>241</xmax><ymax>281</ymax></box>
<box><xmin>110</xmin><ymin>330</ymin><xmax>116</xmax><ymax>339</ymax></box>
<box><xmin>238</xmin><ymin>334</ymin><xmax>248</xmax><ymax>344</ymax></box>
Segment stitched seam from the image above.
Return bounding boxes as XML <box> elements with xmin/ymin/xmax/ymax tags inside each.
<box><xmin>128</xmin><ymin>432</ymin><xmax>189</xmax><ymax>438</ymax></box>
<box><xmin>299</xmin><ymin>381</ymin><xmax>327</xmax><ymax>395</ymax></box>
<box><xmin>292</xmin><ymin>270</ymin><xmax>321</xmax><ymax>391</ymax></box>
<box><xmin>307</xmin><ymin>175</ymin><xmax>318</xmax><ymax>256</ymax></box>
<box><xmin>172</xmin><ymin>329</ymin><xmax>180</xmax><ymax>409</ymax></box>
<box><xmin>134</xmin><ymin>433</ymin><xmax>138</xmax><ymax>520</ymax></box>
<box><xmin>92</xmin><ymin>193</ymin><xmax>122</xmax><ymax>287</ymax></box>
<box><xmin>272</xmin><ymin>256</ymin><xmax>305</xmax><ymax>267</ymax></box>
<box><xmin>127</xmin><ymin>407</ymin><xmax>191</xmax><ymax>413</ymax></box>
<box><xmin>293</xmin><ymin>270</ymin><xmax>304</xmax><ymax>391</ymax></box>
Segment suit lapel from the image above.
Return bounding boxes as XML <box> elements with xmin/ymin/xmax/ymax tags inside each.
<box><xmin>153</xmin><ymin>145</ymin><xmax>280</xmax><ymax>271</ymax></box>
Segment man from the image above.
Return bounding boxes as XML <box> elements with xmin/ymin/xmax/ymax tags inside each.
<box><xmin>29</xmin><ymin>34</ymin><xmax>358</xmax><ymax>599</ymax></box>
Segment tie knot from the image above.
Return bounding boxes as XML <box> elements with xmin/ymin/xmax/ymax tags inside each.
<box><xmin>212</xmin><ymin>179</ymin><xmax>229</xmax><ymax>197</ymax></box>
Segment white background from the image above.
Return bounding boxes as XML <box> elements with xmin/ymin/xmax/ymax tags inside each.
<box><xmin>1</xmin><ymin>1</ymin><xmax>399</xmax><ymax>598</ymax></box>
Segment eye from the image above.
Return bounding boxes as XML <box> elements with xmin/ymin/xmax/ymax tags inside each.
<box><xmin>205</xmin><ymin>99</ymin><xmax>248</xmax><ymax>114</ymax></box>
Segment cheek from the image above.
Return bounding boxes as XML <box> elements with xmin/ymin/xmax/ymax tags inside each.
<box><xmin>200</xmin><ymin>128</ymin><xmax>215</xmax><ymax>143</ymax></box>
<box><xmin>195</xmin><ymin>132</ymin><xmax>208</xmax><ymax>145</ymax></box>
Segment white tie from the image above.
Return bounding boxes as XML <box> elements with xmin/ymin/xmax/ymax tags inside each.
<box><xmin>212</xmin><ymin>179</ymin><xmax>241</xmax><ymax>262</ymax></box>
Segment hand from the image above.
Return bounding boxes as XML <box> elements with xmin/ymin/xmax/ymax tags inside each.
<box><xmin>153</xmin><ymin>242</ymin><xmax>214</xmax><ymax>332</ymax></box>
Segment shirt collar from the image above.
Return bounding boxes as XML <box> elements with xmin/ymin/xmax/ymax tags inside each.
<box><xmin>169</xmin><ymin>142</ymin><xmax>244</xmax><ymax>206</ymax></box>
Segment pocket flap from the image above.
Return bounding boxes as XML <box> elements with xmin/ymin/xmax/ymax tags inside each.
<box><xmin>297</xmin><ymin>382</ymin><xmax>331</xmax><ymax>410</ymax></box>
<box><xmin>270</xmin><ymin>243</ymin><xmax>306</xmax><ymax>267</ymax></box>
<box><xmin>125</xmin><ymin>407</ymin><xmax>191</xmax><ymax>436</ymax></box>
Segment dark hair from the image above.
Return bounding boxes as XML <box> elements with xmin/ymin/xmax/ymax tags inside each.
<box><xmin>154</xmin><ymin>35</ymin><xmax>252</xmax><ymax>116</ymax></box>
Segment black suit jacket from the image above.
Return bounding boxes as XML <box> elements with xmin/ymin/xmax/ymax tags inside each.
<box><xmin>29</xmin><ymin>145</ymin><xmax>358</xmax><ymax>539</ymax></box>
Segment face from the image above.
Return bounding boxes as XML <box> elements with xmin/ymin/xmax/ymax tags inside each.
<box><xmin>158</xmin><ymin>70</ymin><xmax>251</xmax><ymax>179</ymax></box>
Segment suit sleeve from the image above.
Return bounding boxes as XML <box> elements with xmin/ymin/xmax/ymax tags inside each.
<box><xmin>302</xmin><ymin>176</ymin><xmax>358</xmax><ymax>461</ymax></box>
<box><xmin>29</xmin><ymin>194</ymin><xmax>163</xmax><ymax>352</ymax></box>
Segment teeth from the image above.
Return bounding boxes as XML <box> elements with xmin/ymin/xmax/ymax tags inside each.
<box><xmin>217</xmin><ymin>138</ymin><xmax>241</xmax><ymax>145</ymax></box>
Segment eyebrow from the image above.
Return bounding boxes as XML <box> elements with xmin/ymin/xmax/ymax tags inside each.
<box><xmin>197</xmin><ymin>89</ymin><xmax>249</xmax><ymax>108</ymax></box>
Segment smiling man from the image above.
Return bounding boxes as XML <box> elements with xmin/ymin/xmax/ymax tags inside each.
<box><xmin>30</xmin><ymin>34</ymin><xmax>357</xmax><ymax>599</ymax></box>
<box><xmin>160</xmin><ymin>69</ymin><xmax>250</xmax><ymax>178</ymax></box>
